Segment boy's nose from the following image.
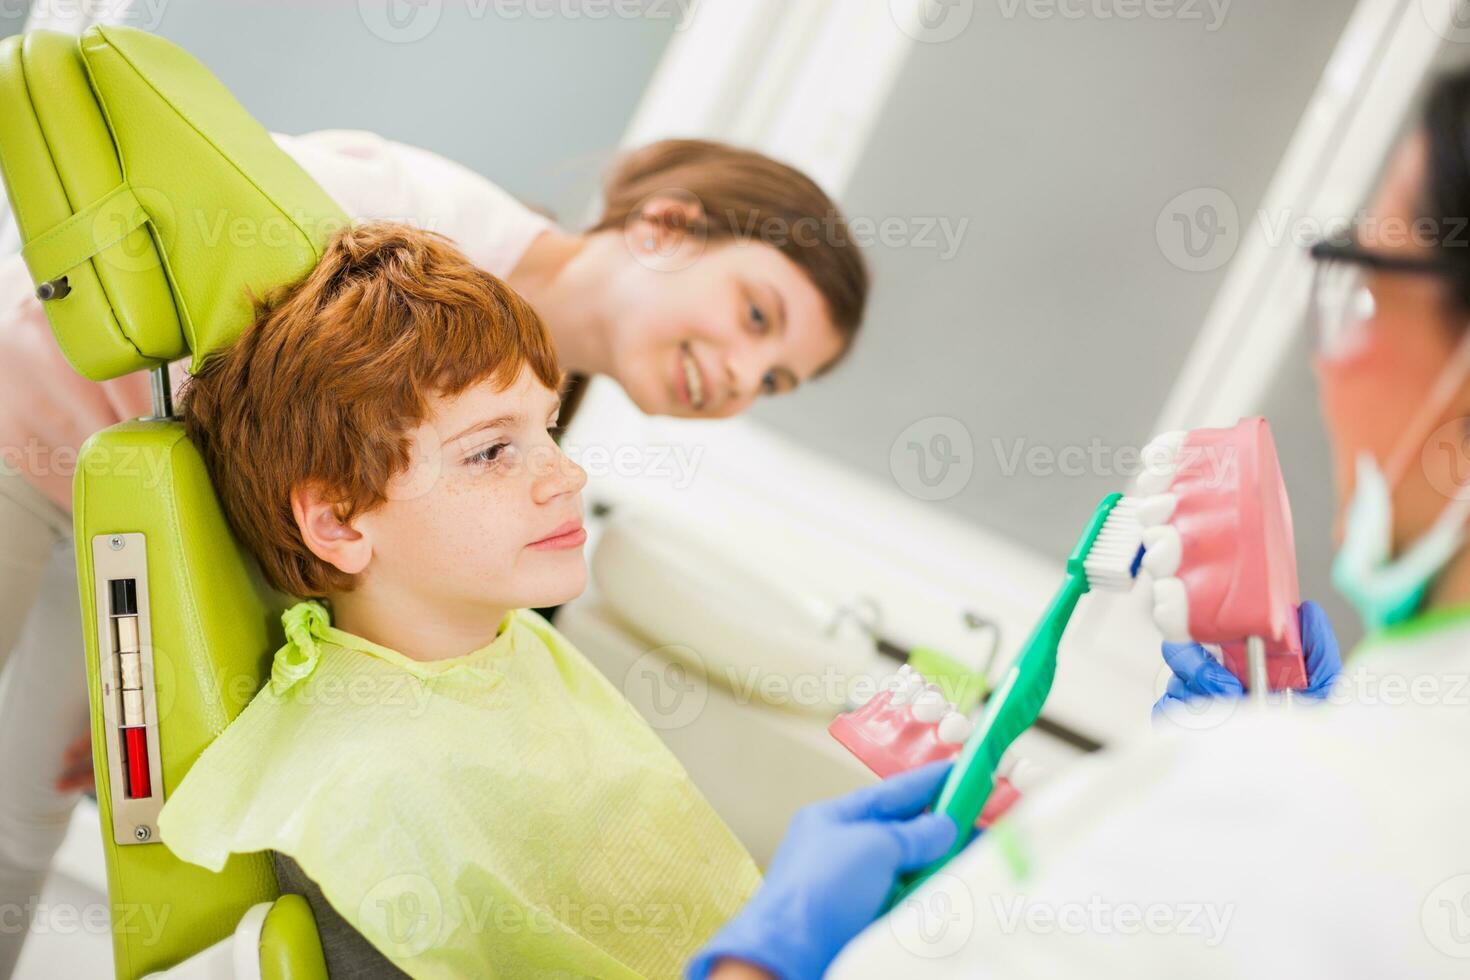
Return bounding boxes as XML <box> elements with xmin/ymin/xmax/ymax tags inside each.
<box><xmin>532</xmin><ymin>447</ymin><xmax>587</xmax><ymax>503</ymax></box>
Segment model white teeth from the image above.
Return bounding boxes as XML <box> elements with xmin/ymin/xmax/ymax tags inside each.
<box><xmin>1134</xmin><ymin>430</ymin><xmax>1185</xmax><ymax>496</ymax></box>
<box><xmin>937</xmin><ymin>711</ymin><xmax>972</xmax><ymax>744</ymax></box>
<box><xmin>1151</xmin><ymin>575</ymin><xmax>1192</xmax><ymax>642</ymax></box>
<box><xmin>998</xmin><ymin>753</ymin><xmax>1041</xmax><ymax>792</ymax></box>
<box><xmin>911</xmin><ymin>687</ymin><xmax>948</xmax><ymax>723</ymax></box>
<box><xmin>680</xmin><ymin>346</ymin><xmax>705</xmax><ymax>409</ymax></box>
<box><xmin>1141</xmin><ymin>525</ymin><xmax>1182</xmax><ymax>577</ymax></box>
<box><xmin>1135</xmin><ymin>493</ymin><xmax>1178</xmax><ymax>527</ymax></box>
<box><xmin>891</xmin><ymin>672</ymin><xmax>926</xmax><ymax>706</ymax></box>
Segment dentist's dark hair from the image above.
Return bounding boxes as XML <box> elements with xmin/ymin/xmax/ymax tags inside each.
<box><xmin>1421</xmin><ymin>62</ymin><xmax>1470</xmax><ymax>313</ymax></box>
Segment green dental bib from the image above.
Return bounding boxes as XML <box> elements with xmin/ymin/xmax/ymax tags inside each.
<box><xmin>158</xmin><ymin>603</ymin><xmax>761</xmax><ymax>979</ymax></box>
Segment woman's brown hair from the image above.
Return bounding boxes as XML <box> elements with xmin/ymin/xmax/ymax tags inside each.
<box><xmin>591</xmin><ymin>139</ymin><xmax>869</xmax><ymax>349</ymax></box>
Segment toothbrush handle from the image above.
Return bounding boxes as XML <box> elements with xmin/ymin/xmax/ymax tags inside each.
<box><xmin>888</xmin><ymin>573</ymin><xmax>1087</xmax><ymax>906</ymax></box>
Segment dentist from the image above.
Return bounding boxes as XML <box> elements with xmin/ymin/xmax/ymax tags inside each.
<box><xmin>693</xmin><ymin>62</ymin><xmax>1470</xmax><ymax>980</ymax></box>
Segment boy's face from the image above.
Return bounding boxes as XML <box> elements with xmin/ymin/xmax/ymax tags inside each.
<box><xmin>353</xmin><ymin>367</ymin><xmax>588</xmax><ymax>613</ymax></box>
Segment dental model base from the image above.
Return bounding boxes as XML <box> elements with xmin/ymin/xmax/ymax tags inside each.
<box><xmin>830</xmin><ymin>665</ymin><xmax>974</xmax><ymax>777</ymax></box>
<box><xmin>1135</xmin><ymin>417</ymin><xmax>1307</xmax><ymax>693</ymax></box>
<box><xmin>891</xmin><ymin>493</ymin><xmax>1146</xmax><ymax>904</ymax></box>
<box><xmin>829</xmin><ymin>666</ymin><xmax>1023</xmax><ymax>829</ymax></box>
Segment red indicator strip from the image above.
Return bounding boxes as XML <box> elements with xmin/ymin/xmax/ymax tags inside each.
<box><xmin>123</xmin><ymin>727</ymin><xmax>151</xmax><ymax>798</ymax></box>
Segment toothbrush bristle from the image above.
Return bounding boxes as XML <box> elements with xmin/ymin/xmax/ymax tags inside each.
<box><xmin>1083</xmin><ymin>495</ymin><xmax>1145</xmax><ymax>592</ymax></box>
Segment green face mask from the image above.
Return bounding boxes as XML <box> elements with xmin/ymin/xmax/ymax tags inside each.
<box><xmin>1331</xmin><ymin>326</ymin><xmax>1470</xmax><ymax>633</ymax></box>
<box><xmin>1332</xmin><ymin>452</ymin><xmax>1470</xmax><ymax>631</ymax></box>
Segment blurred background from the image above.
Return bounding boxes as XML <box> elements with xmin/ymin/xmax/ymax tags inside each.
<box><xmin>2</xmin><ymin>0</ymin><xmax>1462</xmax><ymax>973</ymax></box>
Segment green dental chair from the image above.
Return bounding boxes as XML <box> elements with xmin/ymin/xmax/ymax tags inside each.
<box><xmin>0</xmin><ymin>24</ymin><xmax>352</xmax><ymax>979</ymax></box>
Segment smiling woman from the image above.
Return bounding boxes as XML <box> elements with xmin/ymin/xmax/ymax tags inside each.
<box><xmin>510</xmin><ymin>138</ymin><xmax>870</xmax><ymax>423</ymax></box>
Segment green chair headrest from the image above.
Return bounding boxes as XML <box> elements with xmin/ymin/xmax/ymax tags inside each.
<box><xmin>0</xmin><ymin>25</ymin><xmax>347</xmax><ymax>381</ymax></box>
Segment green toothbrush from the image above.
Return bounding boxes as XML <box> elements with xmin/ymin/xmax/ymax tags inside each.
<box><xmin>889</xmin><ymin>492</ymin><xmax>1144</xmax><ymax>905</ymax></box>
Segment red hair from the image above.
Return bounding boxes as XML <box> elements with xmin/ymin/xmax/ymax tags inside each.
<box><xmin>183</xmin><ymin>222</ymin><xmax>560</xmax><ymax>597</ymax></box>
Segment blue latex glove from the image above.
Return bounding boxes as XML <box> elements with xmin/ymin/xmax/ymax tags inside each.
<box><xmin>686</xmin><ymin>761</ymin><xmax>958</xmax><ymax>980</ymax></box>
<box><xmin>1153</xmin><ymin>599</ymin><xmax>1341</xmax><ymax>713</ymax></box>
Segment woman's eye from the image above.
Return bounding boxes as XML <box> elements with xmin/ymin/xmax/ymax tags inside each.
<box><xmin>749</xmin><ymin>303</ymin><xmax>769</xmax><ymax>335</ymax></box>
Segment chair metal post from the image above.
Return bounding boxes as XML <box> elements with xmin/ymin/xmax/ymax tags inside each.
<box><xmin>148</xmin><ymin>364</ymin><xmax>173</xmax><ymax>420</ymax></box>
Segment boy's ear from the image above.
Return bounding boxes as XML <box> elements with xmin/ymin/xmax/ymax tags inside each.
<box><xmin>290</xmin><ymin>483</ymin><xmax>372</xmax><ymax>576</ymax></box>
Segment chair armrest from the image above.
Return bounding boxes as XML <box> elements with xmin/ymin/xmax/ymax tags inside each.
<box><xmin>141</xmin><ymin>896</ymin><xmax>328</xmax><ymax>980</ymax></box>
<box><xmin>259</xmin><ymin>894</ymin><xmax>329</xmax><ymax>980</ymax></box>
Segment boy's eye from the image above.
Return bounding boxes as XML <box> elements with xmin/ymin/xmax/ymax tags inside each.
<box><xmin>466</xmin><ymin>441</ymin><xmax>511</xmax><ymax>466</ymax></box>
<box><xmin>759</xmin><ymin>371</ymin><xmax>779</xmax><ymax>396</ymax></box>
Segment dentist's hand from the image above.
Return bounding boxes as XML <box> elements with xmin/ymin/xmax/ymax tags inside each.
<box><xmin>1153</xmin><ymin>600</ymin><xmax>1341</xmax><ymax>714</ymax></box>
<box><xmin>687</xmin><ymin>761</ymin><xmax>959</xmax><ymax>980</ymax></box>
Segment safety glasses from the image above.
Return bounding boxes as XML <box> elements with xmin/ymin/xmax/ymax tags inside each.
<box><xmin>1306</xmin><ymin>238</ymin><xmax>1456</xmax><ymax>360</ymax></box>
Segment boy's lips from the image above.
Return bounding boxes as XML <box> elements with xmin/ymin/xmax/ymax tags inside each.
<box><xmin>528</xmin><ymin>520</ymin><xmax>586</xmax><ymax>551</ymax></box>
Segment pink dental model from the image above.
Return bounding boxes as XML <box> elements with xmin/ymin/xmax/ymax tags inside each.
<box><xmin>1134</xmin><ymin>416</ymin><xmax>1308</xmax><ymax>693</ymax></box>
<box><xmin>830</xmin><ymin>666</ymin><xmax>1021</xmax><ymax>828</ymax></box>
<box><xmin>830</xmin><ymin>665</ymin><xmax>972</xmax><ymax>777</ymax></box>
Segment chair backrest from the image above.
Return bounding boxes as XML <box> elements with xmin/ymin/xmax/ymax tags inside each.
<box><xmin>0</xmin><ymin>25</ymin><xmax>346</xmax><ymax>978</ymax></box>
